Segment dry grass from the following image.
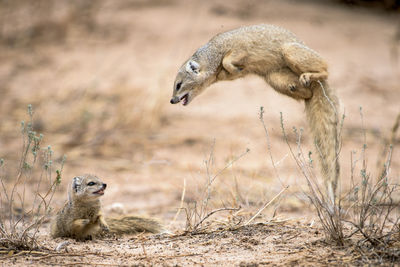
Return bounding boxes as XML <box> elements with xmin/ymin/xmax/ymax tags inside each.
<box><xmin>341</xmin><ymin>110</ymin><xmax>400</xmax><ymax>261</ymax></box>
<box><xmin>179</xmin><ymin>126</ymin><xmax>291</xmax><ymax>234</ymax></box>
<box><xmin>272</xmin><ymin>104</ymin><xmax>400</xmax><ymax>261</ymax></box>
<box><xmin>181</xmin><ymin>142</ymin><xmax>249</xmax><ymax>233</ymax></box>
<box><xmin>0</xmin><ymin>105</ymin><xmax>65</xmax><ymax>250</ymax></box>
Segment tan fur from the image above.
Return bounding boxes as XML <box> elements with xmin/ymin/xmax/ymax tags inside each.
<box><xmin>50</xmin><ymin>174</ymin><xmax>164</xmax><ymax>240</ymax></box>
<box><xmin>171</xmin><ymin>24</ymin><xmax>339</xmax><ymax>201</ymax></box>
<box><xmin>106</xmin><ymin>216</ymin><xmax>163</xmax><ymax>234</ymax></box>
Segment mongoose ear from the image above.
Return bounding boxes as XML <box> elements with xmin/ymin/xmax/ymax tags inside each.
<box><xmin>72</xmin><ymin>176</ymin><xmax>83</xmax><ymax>193</ymax></box>
<box><xmin>186</xmin><ymin>60</ymin><xmax>200</xmax><ymax>74</ymax></box>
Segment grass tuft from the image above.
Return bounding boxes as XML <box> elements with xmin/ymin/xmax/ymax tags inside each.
<box><xmin>0</xmin><ymin>105</ymin><xmax>65</xmax><ymax>250</ymax></box>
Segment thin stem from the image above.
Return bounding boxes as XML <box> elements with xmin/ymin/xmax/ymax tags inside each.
<box><xmin>245</xmin><ymin>186</ymin><xmax>288</xmax><ymax>226</ymax></box>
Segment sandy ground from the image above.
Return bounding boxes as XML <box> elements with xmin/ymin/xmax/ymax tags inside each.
<box><xmin>0</xmin><ymin>0</ymin><xmax>399</xmax><ymax>266</ymax></box>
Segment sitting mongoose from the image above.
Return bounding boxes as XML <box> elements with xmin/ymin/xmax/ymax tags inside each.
<box><xmin>50</xmin><ymin>174</ymin><xmax>164</xmax><ymax>240</ymax></box>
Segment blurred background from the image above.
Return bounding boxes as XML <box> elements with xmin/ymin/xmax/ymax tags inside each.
<box><xmin>0</xmin><ymin>0</ymin><xmax>399</xmax><ymax>228</ymax></box>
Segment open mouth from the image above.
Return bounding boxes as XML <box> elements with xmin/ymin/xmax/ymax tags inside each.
<box><xmin>94</xmin><ymin>189</ymin><xmax>105</xmax><ymax>195</ymax></box>
<box><xmin>180</xmin><ymin>93</ymin><xmax>189</xmax><ymax>106</ymax></box>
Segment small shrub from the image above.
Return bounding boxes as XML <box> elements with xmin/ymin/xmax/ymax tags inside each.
<box><xmin>0</xmin><ymin>105</ymin><xmax>65</xmax><ymax>250</ymax></box>
<box><xmin>177</xmin><ymin>142</ymin><xmax>248</xmax><ymax>233</ymax></box>
<box><xmin>261</xmin><ymin>105</ymin><xmax>400</xmax><ymax>257</ymax></box>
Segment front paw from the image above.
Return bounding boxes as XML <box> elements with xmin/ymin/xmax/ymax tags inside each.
<box><xmin>100</xmin><ymin>223</ymin><xmax>110</xmax><ymax>232</ymax></box>
<box><xmin>81</xmin><ymin>219</ymin><xmax>90</xmax><ymax>225</ymax></box>
<box><xmin>217</xmin><ymin>69</ymin><xmax>230</xmax><ymax>80</ymax></box>
<box><xmin>299</xmin><ymin>73</ymin><xmax>311</xmax><ymax>87</ymax></box>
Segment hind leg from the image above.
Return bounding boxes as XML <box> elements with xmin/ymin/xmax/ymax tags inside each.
<box><xmin>282</xmin><ymin>42</ymin><xmax>328</xmax><ymax>87</ymax></box>
<box><xmin>265</xmin><ymin>68</ymin><xmax>313</xmax><ymax>100</ymax></box>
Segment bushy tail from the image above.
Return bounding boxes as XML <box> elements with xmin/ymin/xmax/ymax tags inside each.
<box><xmin>105</xmin><ymin>215</ymin><xmax>164</xmax><ymax>235</ymax></box>
<box><xmin>305</xmin><ymin>80</ymin><xmax>340</xmax><ymax>203</ymax></box>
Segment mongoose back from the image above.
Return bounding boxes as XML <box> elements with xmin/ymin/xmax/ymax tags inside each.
<box><xmin>170</xmin><ymin>24</ymin><xmax>339</xmax><ymax>202</ymax></box>
<box><xmin>50</xmin><ymin>174</ymin><xmax>164</xmax><ymax>240</ymax></box>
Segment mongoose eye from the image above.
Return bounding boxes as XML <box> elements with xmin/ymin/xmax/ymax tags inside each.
<box><xmin>87</xmin><ymin>182</ymin><xmax>96</xmax><ymax>186</ymax></box>
<box><xmin>176</xmin><ymin>82</ymin><xmax>182</xmax><ymax>91</ymax></box>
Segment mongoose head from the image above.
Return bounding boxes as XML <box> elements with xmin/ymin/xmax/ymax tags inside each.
<box><xmin>171</xmin><ymin>59</ymin><xmax>213</xmax><ymax>106</ymax></box>
<box><xmin>69</xmin><ymin>174</ymin><xmax>107</xmax><ymax>202</ymax></box>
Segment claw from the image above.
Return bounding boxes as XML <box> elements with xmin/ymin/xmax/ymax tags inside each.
<box><xmin>299</xmin><ymin>73</ymin><xmax>311</xmax><ymax>87</ymax></box>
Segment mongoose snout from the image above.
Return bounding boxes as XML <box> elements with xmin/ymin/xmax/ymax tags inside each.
<box><xmin>170</xmin><ymin>97</ymin><xmax>179</xmax><ymax>104</ymax></box>
<box><xmin>94</xmin><ymin>183</ymin><xmax>106</xmax><ymax>195</ymax></box>
<box><xmin>170</xmin><ymin>94</ymin><xmax>189</xmax><ymax>105</ymax></box>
